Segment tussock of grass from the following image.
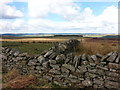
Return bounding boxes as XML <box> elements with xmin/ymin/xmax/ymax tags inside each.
<box><xmin>75</xmin><ymin>41</ymin><xmax>118</xmax><ymax>55</ymax></box>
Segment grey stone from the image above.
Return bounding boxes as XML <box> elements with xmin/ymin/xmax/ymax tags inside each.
<box><xmin>115</xmin><ymin>56</ymin><xmax>120</xmax><ymax>63</ymax></box>
<box><xmin>91</xmin><ymin>55</ymin><xmax>99</xmax><ymax>64</ymax></box>
<box><xmin>55</xmin><ymin>54</ymin><xmax>65</xmax><ymax>63</ymax></box>
<box><xmin>18</xmin><ymin>53</ymin><xmax>28</xmax><ymax>57</ymax></box>
<box><xmin>50</xmin><ymin>64</ymin><xmax>60</xmax><ymax>70</ymax></box>
<box><xmin>106</xmin><ymin>76</ymin><xmax>119</xmax><ymax>82</ymax></box>
<box><xmin>44</xmin><ymin>50</ymin><xmax>53</xmax><ymax>57</ymax></box>
<box><xmin>89</xmin><ymin>63</ymin><xmax>96</xmax><ymax>66</ymax></box>
<box><xmin>105</xmin><ymin>71</ymin><xmax>119</xmax><ymax>77</ymax></box>
<box><xmin>37</xmin><ymin>55</ymin><xmax>46</xmax><ymax>64</ymax></box>
<box><xmin>101</xmin><ymin>52</ymin><xmax>113</xmax><ymax>62</ymax></box>
<box><xmin>61</xmin><ymin>66</ymin><xmax>70</xmax><ymax>75</ymax></box>
<box><xmin>96</xmin><ymin>65</ymin><xmax>108</xmax><ymax>71</ymax></box>
<box><xmin>49</xmin><ymin>59</ymin><xmax>56</xmax><ymax>64</ymax></box>
<box><xmin>49</xmin><ymin>69</ymin><xmax>61</xmax><ymax>75</ymax></box>
<box><xmin>36</xmin><ymin>66</ymin><xmax>42</xmax><ymax>70</ymax></box>
<box><xmin>81</xmin><ymin>61</ymin><xmax>88</xmax><ymax>65</ymax></box>
<box><xmin>105</xmin><ymin>80</ymin><xmax>119</xmax><ymax>88</ymax></box>
<box><xmin>96</xmin><ymin>53</ymin><xmax>103</xmax><ymax>58</ymax></box>
<box><xmin>69</xmin><ymin>74</ymin><xmax>78</xmax><ymax>79</ymax></box>
<box><xmin>81</xmin><ymin>54</ymin><xmax>87</xmax><ymax>60</ymax></box>
<box><xmin>58</xmin><ymin>44</ymin><xmax>67</xmax><ymax>53</ymax></box>
<box><xmin>108</xmin><ymin>63</ymin><xmax>120</xmax><ymax>69</ymax></box>
<box><xmin>42</xmin><ymin>61</ymin><xmax>49</xmax><ymax>68</ymax></box>
<box><xmin>73</xmin><ymin>55</ymin><xmax>81</xmax><ymax>68</ymax></box>
<box><xmin>49</xmin><ymin>53</ymin><xmax>56</xmax><ymax>59</ymax></box>
<box><xmin>93</xmin><ymin>78</ymin><xmax>104</xmax><ymax>86</ymax></box>
<box><xmin>106</xmin><ymin>52</ymin><xmax>117</xmax><ymax>62</ymax></box>
<box><xmin>13</xmin><ymin>51</ymin><xmax>19</xmax><ymax>56</ymax></box>
<box><xmin>65</xmin><ymin>53</ymin><xmax>74</xmax><ymax>64</ymax></box>
<box><xmin>43</xmin><ymin>75</ymin><xmax>53</xmax><ymax>81</ymax></box>
<box><xmin>87</xmin><ymin>55</ymin><xmax>94</xmax><ymax>63</ymax></box>
<box><xmin>68</xmin><ymin>78</ymin><xmax>80</xmax><ymax>83</ymax></box>
<box><xmin>62</xmin><ymin>64</ymin><xmax>75</xmax><ymax>72</ymax></box>
<box><xmin>82</xmin><ymin>80</ymin><xmax>93</xmax><ymax>87</ymax></box>
<box><xmin>27</xmin><ymin>60</ymin><xmax>36</xmax><ymax>66</ymax></box>
<box><xmin>95</xmin><ymin>69</ymin><xmax>105</xmax><ymax>76</ymax></box>
<box><xmin>77</xmin><ymin>66</ymin><xmax>87</xmax><ymax>74</ymax></box>
<box><xmin>85</xmin><ymin>72</ymin><xmax>97</xmax><ymax>79</ymax></box>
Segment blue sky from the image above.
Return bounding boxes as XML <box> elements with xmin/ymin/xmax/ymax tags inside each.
<box><xmin>0</xmin><ymin>0</ymin><xmax>118</xmax><ymax>33</ymax></box>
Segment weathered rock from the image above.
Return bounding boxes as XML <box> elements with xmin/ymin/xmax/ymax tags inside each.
<box><xmin>49</xmin><ymin>69</ymin><xmax>61</xmax><ymax>75</ymax></box>
<box><xmin>69</xmin><ymin>74</ymin><xmax>77</xmax><ymax>79</ymax></box>
<box><xmin>106</xmin><ymin>52</ymin><xmax>118</xmax><ymax>62</ymax></box>
<box><xmin>93</xmin><ymin>78</ymin><xmax>104</xmax><ymax>86</ymax></box>
<box><xmin>87</xmin><ymin>55</ymin><xmax>94</xmax><ymax>63</ymax></box>
<box><xmin>50</xmin><ymin>64</ymin><xmax>60</xmax><ymax>70</ymax></box>
<box><xmin>37</xmin><ymin>55</ymin><xmax>46</xmax><ymax>64</ymax></box>
<box><xmin>77</xmin><ymin>66</ymin><xmax>87</xmax><ymax>74</ymax></box>
<box><xmin>49</xmin><ymin>59</ymin><xmax>56</xmax><ymax>64</ymax></box>
<box><xmin>62</xmin><ymin>64</ymin><xmax>75</xmax><ymax>72</ymax></box>
<box><xmin>49</xmin><ymin>53</ymin><xmax>57</xmax><ymax>59</ymax></box>
<box><xmin>55</xmin><ymin>54</ymin><xmax>65</xmax><ymax>64</ymax></box>
<box><xmin>96</xmin><ymin>65</ymin><xmax>108</xmax><ymax>71</ymax></box>
<box><xmin>82</xmin><ymin>80</ymin><xmax>93</xmax><ymax>87</ymax></box>
<box><xmin>85</xmin><ymin>72</ymin><xmax>97</xmax><ymax>79</ymax></box>
<box><xmin>65</xmin><ymin>53</ymin><xmax>74</xmax><ymax>64</ymax></box>
<box><xmin>105</xmin><ymin>80</ymin><xmax>119</xmax><ymax>88</ymax></box>
<box><xmin>115</xmin><ymin>55</ymin><xmax>120</xmax><ymax>63</ymax></box>
<box><xmin>95</xmin><ymin>69</ymin><xmax>105</xmax><ymax>76</ymax></box>
<box><xmin>27</xmin><ymin>60</ymin><xmax>36</xmax><ymax>66</ymax></box>
<box><xmin>96</xmin><ymin>53</ymin><xmax>103</xmax><ymax>58</ymax></box>
<box><xmin>35</xmin><ymin>66</ymin><xmax>42</xmax><ymax>70</ymax></box>
<box><xmin>44</xmin><ymin>50</ymin><xmax>53</xmax><ymax>57</ymax></box>
<box><xmin>81</xmin><ymin>54</ymin><xmax>87</xmax><ymax>60</ymax></box>
<box><xmin>106</xmin><ymin>76</ymin><xmax>119</xmax><ymax>82</ymax></box>
<box><xmin>61</xmin><ymin>66</ymin><xmax>70</xmax><ymax>75</ymax></box>
<box><xmin>105</xmin><ymin>71</ymin><xmax>119</xmax><ymax>77</ymax></box>
<box><xmin>108</xmin><ymin>63</ymin><xmax>120</xmax><ymax>69</ymax></box>
<box><xmin>101</xmin><ymin>52</ymin><xmax>113</xmax><ymax>62</ymax></box>
<box><xmin>73</xmin><ymin>55</ymin><xmax>81</xmax><ymax>68</ymax></box>
<box><xmin>42</xmin><ymin>61</ymin><xmax>49</xmax><ymax>68</ymax></box>
<box><xmin>91</xmin><ymin>55</ymin><xmax>99</xmax><ymax>64</ymax></box>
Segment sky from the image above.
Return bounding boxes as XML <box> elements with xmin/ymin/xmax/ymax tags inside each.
<box><xmin>0</xmin><ymin>0</ymin><xmax>119</xmax><ymax>34</ymax></box>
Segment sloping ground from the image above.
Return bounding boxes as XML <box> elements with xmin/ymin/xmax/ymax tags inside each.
<box><xmin>1</xmin><ymin>39</ymin><xmax>120</xmax><ymax>89</ymax></box>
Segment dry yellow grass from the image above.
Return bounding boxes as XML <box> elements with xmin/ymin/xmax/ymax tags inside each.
<box><xmin>75</xmin><ymin>41</ymin><xmax>118</xmax><ymax>55</ymax></box>
<box><xmin>0</xmin><ymin>38</ymin><xmax>84</xmax><ymax>42</ymax></box>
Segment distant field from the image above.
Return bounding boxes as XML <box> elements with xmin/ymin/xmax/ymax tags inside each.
<box><xmin>1</xmin><ymin>35</ymin><xmax>119</xmax><ymax>55</ymax></box>
<box><xmin>0</xmin><ymin>37</ymin><xmax>84</xmax><ymax>43</ymax></box>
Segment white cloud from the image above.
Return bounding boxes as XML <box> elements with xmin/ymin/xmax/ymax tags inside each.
<box><xmin>0</xmin><ymin>19</ymin><xmax>27</xmax><ymax>33</ymax></box>
<box><xmin>0</xmin><ymin>0</ymin><xmax>118</xmax><ymax>34</ymax></box>
<box><xmin>27</xmin><ymin>4</ymin><xmax>118</xmax><ymax>33</ymax></box>
<box><xmin>0</xmin><ymin>3</ymin><xmax>24</xmax><ymax>19</ymax></box>
<box><xmin>28</xmin><ymin>0</ymin><xmax>80</xmax><ymax>18</ymax></box>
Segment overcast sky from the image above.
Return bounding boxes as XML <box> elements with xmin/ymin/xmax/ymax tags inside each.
<box><xmin>0</xmin><ymin>0</ymin><xmax>119</xmax><ymax>34</ymax></box>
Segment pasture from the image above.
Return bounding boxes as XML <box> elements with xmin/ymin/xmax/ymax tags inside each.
<box><xmin>1</xmin><ymin>36</ymin><xmax>119</xmax><ymax>55</ymax></box>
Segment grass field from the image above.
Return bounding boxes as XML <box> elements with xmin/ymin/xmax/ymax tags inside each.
<box><xmin>1</xmin><ymin>38</ymin><xmax>119</xmax><ymax>56</ymax></box>
<box><xmin>2</xmin><ymin>42</ymin><xmax>54</xmax><ymax>56</ymax></box>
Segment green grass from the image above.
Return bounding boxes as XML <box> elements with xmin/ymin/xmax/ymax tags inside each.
<box><xmin>2</xmin><ymin>42</ymin><xmax>54</xmax><ymax>56</ymax></box>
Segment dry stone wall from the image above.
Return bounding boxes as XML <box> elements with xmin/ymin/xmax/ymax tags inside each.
<box><xmin>1</xmin><ymin>39</ymin><xmax>120</xmax><ymax>88</ymax></box>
